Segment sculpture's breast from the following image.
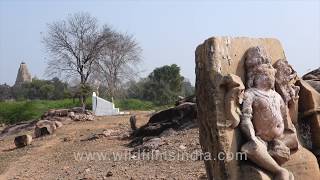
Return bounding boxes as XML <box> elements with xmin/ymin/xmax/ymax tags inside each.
<box><xmin>251</xmin><ymin>90</ymin><xmax>284</xmax><ymax>141</ymax></box>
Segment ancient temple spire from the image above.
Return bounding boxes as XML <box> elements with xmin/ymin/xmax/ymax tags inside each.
<box><xmin>15</xmin><ymin>62</ymin><xmax>32</xmax><ymax>86</ymax></box>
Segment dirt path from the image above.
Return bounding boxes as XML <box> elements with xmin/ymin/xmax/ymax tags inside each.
<box><xmin>0</xmin><ymin>137</ymin><xmax>61</xmax><ymax>179</ymax></box>
<box><xmin>0</xmin><ymin>112</ymin><xmax>206</xmax><ymax>180</ymax></box>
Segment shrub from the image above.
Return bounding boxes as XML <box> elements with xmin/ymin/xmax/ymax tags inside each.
<box><xmin>0</xmin><ymin>99</ymin><xmax>84</xmax><ymax>124</ymax></box>
<box><xmin>115</xmin><ymin>99</ymin><xmax>155</xmax><ymax>110</ymax></box>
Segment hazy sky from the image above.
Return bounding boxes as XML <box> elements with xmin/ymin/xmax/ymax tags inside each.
<box><xmin>0</xmin><ymin>0</ymin><xmax>319</xmax><ymax>85</ymax></box>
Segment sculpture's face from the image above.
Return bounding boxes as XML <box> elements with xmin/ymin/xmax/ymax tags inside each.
<box><xmin>245</xmin><ymin>46</ymin><xmax>273</xmax><ymax>88</ymax></box>
<box><xmin>253</xmin><ymin>64</ymin><xmax>276</xmax><ymax>90</ymax></box>
<box><xmin>245</xmin><ymin>46</ymin><xmax>272</xmax><ymax>69</ymax></box>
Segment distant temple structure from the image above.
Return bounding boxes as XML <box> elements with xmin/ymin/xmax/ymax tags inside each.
<box><xmin>15</xmin><ymin>62</ymin><xmax>32</xmax><ymax>86</ymax></box>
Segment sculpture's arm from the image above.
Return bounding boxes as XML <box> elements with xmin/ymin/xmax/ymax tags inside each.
<box><xmin>221</xmin><ymin>74</ymin><xmax>245</xmax><ymax>128</ymax></box>
<box><xmin>240</xmin><ymin>91</ymin><xmax>256</xmax><ymax>140</ymax></box>
<box><xmin>280</xmin><ymin>97</ymin><xmax>295</xmax><ymax>132</ymax></box>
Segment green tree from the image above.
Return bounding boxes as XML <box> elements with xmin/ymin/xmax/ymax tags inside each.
<box><xmin>143</xmin><ymin>64</ymin><xmax>184</xmax><ymax>105</ymax></box>
<box><xmin>11</xmin><ymin>77</ymin><xmax>70</xmax><ymax>100</ymax></box>
<box><xmin>181</xmin><ymin>79</ymin><xmax>195</xmax><ymax>97</ymax></box>
<box><xmin>0</xmin><ymin>84</ymin><xmax>12</xmax><ymax>101</ymax></box>
<box><xmin>40</xmin><ymin>84</ymin><xmax>55</xmax><ymax>99</ymax></box>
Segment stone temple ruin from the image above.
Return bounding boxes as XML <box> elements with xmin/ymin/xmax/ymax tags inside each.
<box><xmin>195</xmin><ymin>37</ymin><xmax>320</xmax><ymax>180</ymax></box>
<box><xmin>15</xmin><ymin>62</ymin><xmax>32</xmax><ymax>86</ymax></box>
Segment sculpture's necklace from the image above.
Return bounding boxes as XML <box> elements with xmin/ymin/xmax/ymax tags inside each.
<box><xmin>252</xmin><ymin>88</ymin><xmax>280</xmax><ymax>120</ymax></box>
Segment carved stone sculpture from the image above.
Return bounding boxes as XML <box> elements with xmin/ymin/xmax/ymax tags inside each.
<box><xmin>240</xmin><ymin>47</ymin><xmax>298</xmax><ymax>180</ymax></box>
<box><xmin>195</xmin><ymin>37</ymin><xmax>320</xmax><ymax>180</ymax></box>
<box><xmin>273</xmin><ymin>59</ymin><xmax>300</xmax><ymax>105</ymax></box>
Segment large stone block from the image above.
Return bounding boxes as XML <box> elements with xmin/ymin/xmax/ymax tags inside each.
<box><xmin>195</xmin><ymin>36</ymin><xmax>320</xmax><ymax>180</ymax></box>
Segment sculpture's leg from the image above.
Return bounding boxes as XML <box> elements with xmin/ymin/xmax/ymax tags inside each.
<box><xmin>279</xmin><ymin>130</ymin><xmax>299</xmax><ymax>150</ymax></box>
<box><xmin>268</xmin><ymin>139</ymin><xmax>290</xmax><ymax>165</ymax></box>
<box><xmin>241</xmin><ymin>138</ymin><xmax>294</xmax><ymax>180</ymax></box>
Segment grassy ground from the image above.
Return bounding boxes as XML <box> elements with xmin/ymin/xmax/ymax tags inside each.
<box><xmin>0</xmin><ymin>99</ymin><xmax>82</xmax><ymax>124</ymax></box>
<box><xmin>0</xmin><ymin>98</ymin><xmax>171</xmax><ymax>125</ymax></box>
<box><xmin>114</xmin><ymin>98</ymin><xmax>172</xmax><ymax>111</ymax></box>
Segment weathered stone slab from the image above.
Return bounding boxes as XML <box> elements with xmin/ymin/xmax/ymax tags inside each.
<box><xmin>296</xmin><ymin>79</ymin><xmax>320</xmax><ymax>162</ymax></box>
<box><xmin>195</xmin><ymin>36</ymin><xmax>320</xmax><ymax>180</ymax></box>
<box><xmin>195</xmin><ymin>37</ymin><xmax>286</xmax><ymax>180</ymax></box>
<box><xmin>196</xmin><ymin>37</ymin><xmax>285</xmax><ymax>81</ymax></box>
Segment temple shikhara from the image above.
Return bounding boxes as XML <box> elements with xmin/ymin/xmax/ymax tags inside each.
<box><xmin>14</xmin><ymin>62</ymin><xmax>32</xmax><ymax>86</ymax></box>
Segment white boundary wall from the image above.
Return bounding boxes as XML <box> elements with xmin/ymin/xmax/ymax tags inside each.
<box><xmin>92</xmin><ymin>92</ymin><xmax>119</xmax><ymax>116</ymax></box>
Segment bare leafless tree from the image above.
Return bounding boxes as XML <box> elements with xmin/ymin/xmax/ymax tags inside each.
<box><xmin>94</xmin><ymin>32</ymin><xmax>142</xmax><ymax>98</ymax></box>
<box><xmin>43</xmin><ymin>12</ymin><xmax>113</xmax><ymax>110</ymax></box>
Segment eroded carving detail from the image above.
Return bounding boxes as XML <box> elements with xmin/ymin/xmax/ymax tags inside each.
<box><xmin>240</xmin><ymin>47</ymin><xmax>298</xmax><ymax>180</ymax></box>
<box><xmin>273</xmin><ymin>59</ymin><xmax>300</xmax><ymax>106</ymax></box>
<box><xmin>220</xmin><ymin>74</ymin><xmax>244</xmax><ymax>128</ymax></box>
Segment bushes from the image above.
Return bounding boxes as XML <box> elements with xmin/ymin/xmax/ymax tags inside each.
<box><xmin>9</xmin><ymin>78</ymin><xmax>71</xmax><ymax>101</ymax></box>
<box><xmin>126</xmin><ymin>64</ymin><xmax>194</xmax><ymax>106</ymax></box>
<box><xmin>115</xmin><ymin>99</ymin><xmax>155</xmax><ymax>110</ymax></box>
<box><xmin>0</xmin><ymin>98</ymin><xmax>165</xmax><ymax>125</ymax></box>
<box><xmin>0</xmin><ymin>99</ymin><xmax>82</xmax><ymax>124</ymax></box>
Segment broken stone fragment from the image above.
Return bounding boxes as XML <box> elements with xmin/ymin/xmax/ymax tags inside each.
<box><xmin>106</xmin><ymin>171</ymin><xmax>113</xmax><ymax>177</ymax></box>
<box><xmin>102</xmin><ymin>129</ymin><xmax>116</xmax><ymax>137</ymax></box>
<box><xmin>129</xmin><ymin>115</ymin><xmax>137</xmax><ymax>131</ymax></box>
<box><xmin>68</xmin><ymin>112</ymin><xmax>75</xmax><ymax>119</ymax></box>
<box><xmin>34</xmin><ymin>120</ymin><xmax>56</xmax><ymax>138</ymax></box>
<box><xmin>85</xmin><ymin>110</ymin><xmax>93</xmax><ymax>115</ymax></box>
<box><xmin>70</xmin><ymin>107</ymin><xmax>84</xmax><ymax>113</ymax></box>
<box><xmin>179</xmin><ymin>144</ymin><xmax>187</xmax><ymax>150</ymax></box>
<box><xmin>53</xmin><ymin>109</ymin><xmax>69</xmax><ymax>116</ymax></box>
<box><xmin>54</xmin><ymin>121</ymin><xmax>63</xmax><ymax>128</ymax></box>
<box><xmin>72</xmin><ymin>114</ymin><xmax>94</xmax><ymax>121</ymax></box>
<box><xmin>14</xmin><ymin>134</ymin><xmax>32</xmax><ymax>148</ymax></box>
<box><xmin>133</xmin><ymin>137</ymin><xmax>164</xmax><ymax>152</ymax></box>
<box><xmin>302</xmin><ymin>67</ymin><xmax>320</xmax><ymax>93</ymax></box>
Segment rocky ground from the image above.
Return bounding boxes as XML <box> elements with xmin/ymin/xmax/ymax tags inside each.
<box><xmin>0</xmin><ymin>111</ymin><xmax>206</xmax><ymax>180</ymax></box>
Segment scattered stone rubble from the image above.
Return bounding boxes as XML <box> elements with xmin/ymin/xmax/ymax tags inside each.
<box><xmin>80</xmin><ymin>129</ymin><xmax>121</xmax><ymax>141</ymax></box>
<box><xmin>0</xmin><ymin>107</ymin><xmax>96</xmax><ymax>148</ymax></box>
<box><xmin>0</xmin><ymin>121</ymin><xmax>37</xmax><ymax>139</ymax></box>
<box><xmin>34</xmin><ymin>108</ymin><xmax>94</xmax><ymax>138</ymax></box>
<box><xmin>41</xmin><ymin>108</ymin><xmax>95</xmax><ymax>122</ymax></box>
